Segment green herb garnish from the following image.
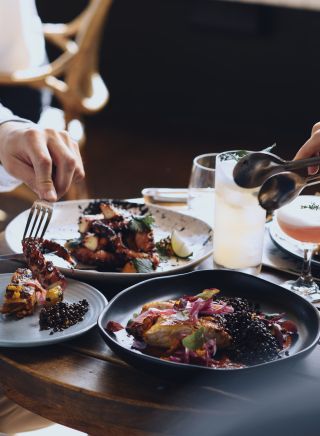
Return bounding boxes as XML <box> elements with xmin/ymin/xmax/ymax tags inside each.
<box><xmin>219</xmin><ymin>144</ymin><xmax>276</xmax><ymax>162</ymax></box>
<box><xmin>129</xmin><ymin>214</ymin><xmax>155</xmax><ymax>232</ymax></box>
<box><xmin>301</xmin><ymin>202</ymin><xmax>320</xmax><ymax>211</ymax></box>
<box><xmin>219</xmin><ymin>150</ymin><xmax>249</xmax><ymax>162</ymax></box>
<box><xmin>132</xmin><ymin>258</ymin><xmax>154</xmax><ymax>273</ymax></box>
<box><xmin>196</xmin><ymin>288</ymin><xmax>220</xmax><ymax>300</ymax></box>
<box><xmin>182</xmin><ymin>327</ymin><xmax>205</xmax><ymax>351</ymax></box>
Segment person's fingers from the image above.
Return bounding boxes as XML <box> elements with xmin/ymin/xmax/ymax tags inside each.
<box><xmin>46</xmin><ymin>130</ymin><xmax>78</xmax><ymax>198</ymax></box>
<box><xmin>71</xmin><ymin>144</ymin><xmax>86</xmax><ymax>183</ymax></box>
<box><xmin>2</xmin><ymin>158</ymin><xmax>38</xmax><ymax>192</ymax></box>
<box><xmin>24</xmin><ymin>130</ymin><xmax>57</xmax><ymax>201</ymax></box>
<box><xmin>307</xmin><ymin>152</ymin><xmax>320</xmax><ymax>175</ymax></box>
<box><xmin>0</xmin><ymin>125</ymin><xmax>85</xmax><ymax>200</ymax></box>
<box><xmin>60</xmin><ymin>131</ymin><xmax>85</xmax><ymax>183</ymax></box>
<box><xmin>311</xmin><ymin>122</ymin><xmax>320</xmax><ymax>136</ymax></box>
<box><xmin>295</xmin><ymin>135</ymin><xmax>320</xmax><ymax>160</ymax></box>
<box><xmin>294</xmin><ymin>130</ymin><xmax>320</xmax><ymax>175</ymax></box>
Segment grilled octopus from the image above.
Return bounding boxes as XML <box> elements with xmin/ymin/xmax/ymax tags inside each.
<box><xmin>1</xmin><ymin>268</ymin><xmax>46</xmax><ymax>318</ymax></box>
<box><xmin>68</xmin><ymin>203</ymin><xmax>159</xmax><ymax>272</ymax></box>
<box><xmin>1</xmin><ymin>239</ymin><xmax>74</xmax><ymax>318</ymax></box>
<box><xmin>22</xmin><ymin>237</ymin><xmax>74</xmax><ymax>292</ymax></box>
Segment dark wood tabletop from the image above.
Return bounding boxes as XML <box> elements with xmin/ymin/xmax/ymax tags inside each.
<box><xmin>1</xmin><ymin>254</ymin><xmax>320</xmax><ymax>436</ymax></box>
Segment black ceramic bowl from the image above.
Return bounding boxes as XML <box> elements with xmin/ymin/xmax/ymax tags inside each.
<box><xmin>97</xmin><ymin>269</ymin><xmax>320</xmax><ymax>377</ymax></box>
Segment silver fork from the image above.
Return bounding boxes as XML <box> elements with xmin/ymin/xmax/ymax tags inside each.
<box><xmin>23</xmin><ymin>199</ymin><xmax>54</xmax><ymax>240</ymax></box>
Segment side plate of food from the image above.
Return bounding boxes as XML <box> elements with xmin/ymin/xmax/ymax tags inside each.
<box><xmin>5</xmin><ymin>200</ymin><xmax>213</xmax><ymax>283</ymax></box>
<box><xmin>0</xmin><ymin>272</ymin><xmax>107</xmax><ymax>347</ymax></box>
<box><xmin>98</xmin><ymin>269</ymin><xmax>320</xmax><ymax>375</ymax></box>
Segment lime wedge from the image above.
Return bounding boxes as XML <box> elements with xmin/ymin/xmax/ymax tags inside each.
<box><xmin>171</xmin><ymin>230</ymin><xmax>193</xmax><ymax>258</ymax></box>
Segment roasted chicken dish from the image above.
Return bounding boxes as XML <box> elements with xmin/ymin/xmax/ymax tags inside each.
<box><xmin>107</xmin><ymin>289</ymin><xmax>298</xmax><ymax>368</ymax></box>
<box><xmin>67</xmin><ymin>201</ymin><xmax>160</xmax><ymax>272</ymax></box>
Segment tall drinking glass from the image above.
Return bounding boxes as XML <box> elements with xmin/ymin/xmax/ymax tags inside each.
<box><xmin>213</xmin><ymin>150</ymin><xmax>266</xmax><ymax>275</ymax></box>
<box><xmin>276</xmin><ymin>195</ymin><xmax>320</xmax><ymax>302</ymax></box>
<box><xmin>188</xmin><ymin>153</ymin><xmax>216</xmax><ymax>226</ymax></box>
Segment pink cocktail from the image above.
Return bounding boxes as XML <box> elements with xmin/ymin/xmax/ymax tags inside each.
<box><xmin>276</xmin><ymin>195</ymin><xmax>320</xmax><ymax>301</ymax></box>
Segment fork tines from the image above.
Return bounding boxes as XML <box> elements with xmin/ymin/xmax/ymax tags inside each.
<box><xmin>23</xmin><ymin>200</ymin><xmax>53</xmax><ymax>241</ymax></box>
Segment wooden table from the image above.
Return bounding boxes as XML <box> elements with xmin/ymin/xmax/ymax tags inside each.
<box><xmin>1</xmin><ymin>234</ymin><xmax>320</xmax><ymax>435</ymax></box>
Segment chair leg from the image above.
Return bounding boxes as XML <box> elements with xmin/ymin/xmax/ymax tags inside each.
<box><xmin>67</xmin><ymin>117</ymin><xmax>86</xmax><ymax>148</ymax></box>
<box><xmin>64</xmin><ymin>113</ymin><xmax>89</xmax><ymax>200</ymax></box>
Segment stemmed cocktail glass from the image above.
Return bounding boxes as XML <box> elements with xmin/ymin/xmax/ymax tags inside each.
<box><xmin>276</xmin><ymin>195</ymin><xmax>320</xmax><ymax>303</ymax></box>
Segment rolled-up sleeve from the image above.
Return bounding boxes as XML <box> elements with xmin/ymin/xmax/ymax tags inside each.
<box><xmin>0</xmin><ymin>102</ymin><xmax>30</xmax><ymax>126</ymax></box>
<box><xmin>0</xmin><ymin>102</ymin><xmax>29</xmax><ymax>191</ymax></box>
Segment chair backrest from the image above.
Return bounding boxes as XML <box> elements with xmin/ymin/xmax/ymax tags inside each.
<box><xmin>45</xmin><ymin>0</ymin><xmax>113</xmax><ymax>119</ymax></box>
<box><xmin>0</xmin><ymin>0</ymin><xmax>113</xmax><ymax>120</ymax></box>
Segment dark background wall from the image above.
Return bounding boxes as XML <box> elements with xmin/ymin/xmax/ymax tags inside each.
<box><xmin>101</xmin><ymin>0</ymin><xmax>320</xmax><ymax>153</ymax></box>
<box><xmin>36</xmin><ymin>0</ymin><xmax>320</xmax><ymax>157</ymax></box>
<box><xmin>1</xmin><ymin>0</ymin><xmax>319</xmax><ymax>221</ymax></box>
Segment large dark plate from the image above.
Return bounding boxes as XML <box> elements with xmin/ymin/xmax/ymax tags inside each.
<box><xmin>97</xmin><ymin>269</ymin><xmax>320</xmax><ymax>376</ymax></box>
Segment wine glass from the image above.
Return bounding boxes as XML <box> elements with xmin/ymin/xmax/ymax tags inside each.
<box><xmin>188</xmin><ymin>153</ymin><xmax>216</xmax><ymax>226</ymax></box>
<box><xmin>276</xmin><ymin>195</ymin><xmax>320</xmax><ymax>302</ymax></box>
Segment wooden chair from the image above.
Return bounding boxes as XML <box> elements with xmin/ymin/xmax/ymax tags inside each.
<box><xmin>0</xmin><ymin>0</ymin><xmax>113</xmax><ymax>199</ymax></box>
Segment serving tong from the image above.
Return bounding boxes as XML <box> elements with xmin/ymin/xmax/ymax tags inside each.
<box><xmin>258</xmin><ymin>172</ymin><xmax>320</xmax><ymax>211</ymax></box>
<box><xmin>233</xmin><ymin>152</ymin><xmax>320</xmax><ymax>189</ymax></box>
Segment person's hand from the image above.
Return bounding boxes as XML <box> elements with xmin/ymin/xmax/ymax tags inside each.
<box><xmin>0</xmin><ymin>122</ymin><xmax>85</xmax><ymax>201</ymax></box>
<box><xmin>295</xmin><ymin>122</ymin><xmax>320</xmax><ymax>175</ymax></box>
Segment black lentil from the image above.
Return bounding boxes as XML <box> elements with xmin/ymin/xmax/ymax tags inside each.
<box><xmin>219</xmin><ymin>296</ymin><xmax>257</xmax><ymax>313</ymax></box>
<box><xmin>218</xmin><ymin>297</ymin><xmax>281</xmax><ymax>365</ymax></box>
<box><xmin>39</xmin><ymin>299</ymin><xmax>89</xmax><ymax>334</ymax></box>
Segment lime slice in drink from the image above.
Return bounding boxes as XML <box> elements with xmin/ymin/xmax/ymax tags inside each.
<box><xmin>171</xmin><ymin>230</ymin><xmax>193</xmax><ymax>258</ymax></box>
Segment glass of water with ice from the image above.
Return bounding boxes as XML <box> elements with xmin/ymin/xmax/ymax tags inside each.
<box><xmin>213</xmin><ymin>150</ymin><xmax>266</xmax><ymax>275</ymax></box>
<box><xmin>188</xmin><ymin>153</ymin><xmax>216</xmax><ymax>226</ymax></box>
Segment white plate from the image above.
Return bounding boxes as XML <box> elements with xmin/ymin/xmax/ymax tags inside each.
<box><xmin>269</xmin><ymin>220</ymin><xmax>320</xmax><ymax>268</ymax></box>
<box><xmin>5</xmin><ymin>200</ymin><xmax>213</xmax><ymax>283</ymax></box>
<box><xmin>0</xmin><ymin>273</ymin><xmax>107</xmax><ymax>347</ymax></box>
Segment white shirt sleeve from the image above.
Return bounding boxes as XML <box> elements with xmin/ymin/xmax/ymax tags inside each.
<box><xmin>0</xmin><ymin>165</ymin><xmax>22</xmax><ymax>193</ymax></box>
<box><xmin>0</xmin><ymin>0</ymin><xmax>45</xmax><ymax>191</ymax></box>
<box><xmin>0</xmin><ymin>102</ymin><xmax>30</xmax><ymax>126</ymax></box>
<box><xmin>0</xmin><ymin>103</ymin><xmax>30</xmax><ymax>192</ymax></box>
